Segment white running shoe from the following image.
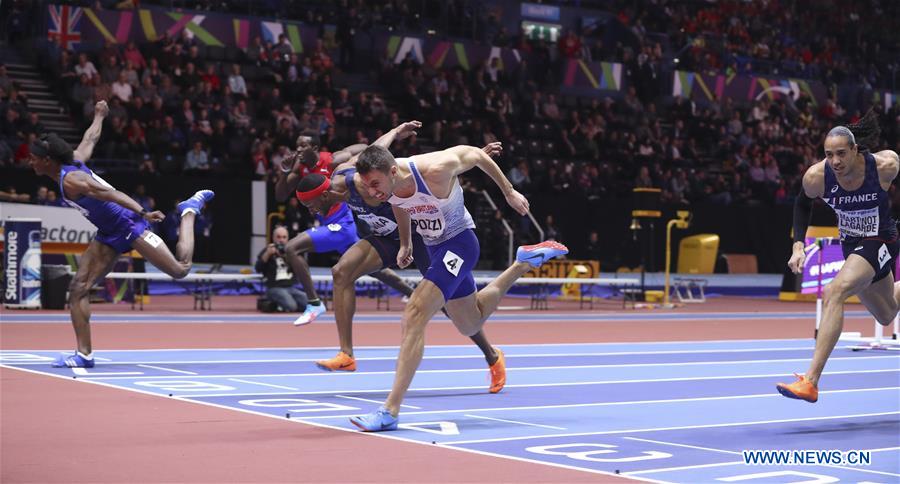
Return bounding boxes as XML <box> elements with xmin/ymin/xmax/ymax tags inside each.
<box><xmin>293</xmin><ymin>303</ymin><xmax>326</xmax><ymax>326</ymax></box>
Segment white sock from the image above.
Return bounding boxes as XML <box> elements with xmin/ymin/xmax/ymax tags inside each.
<box><xmin>77</xmin><ymin>351</ymin><xmax>93</xmax><ymax>360</ymax></box>
<box><xmin>181</xmin><ymin>207</ymin><xmax>198</xmax><ymax>216</ymax></box>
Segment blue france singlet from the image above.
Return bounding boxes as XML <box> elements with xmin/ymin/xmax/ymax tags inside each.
<box><xmin>822</xmin><ymin>151</ymin><xmax>897</xmax><ymax>244</ymax></box>
<box><xmin>335</xmin><ymin>167</ymin><xmax>399</xmax><ymax>237</ymax></box>
<box><xmin>58</xmin><ymin>161</ymin><xmax>138</xmax><ymax>232</ymax></box>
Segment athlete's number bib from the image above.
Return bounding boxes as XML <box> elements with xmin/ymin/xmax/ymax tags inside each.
<box><xmin>403</xmin><ymin>200</ymin><xmax>447</xmax><ymax>239</ymax></box>
<box><xmin>836</xmin><ymin>207</ymin><xmax>879</xmax><ymax>239</ymax></box>
<box><xmin>358</xmin><ymin>213</ymin><xmax>398</xmax><ymax>236</ymax></box>
<box><xmin>414</xmin><ymin>217</ymin><xmax>444</xmax><ymax>238</ymax></box>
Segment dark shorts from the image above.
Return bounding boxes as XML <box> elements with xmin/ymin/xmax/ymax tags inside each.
<box><xmin>423</xmin><ymin>229</ymin><xmax>479</xmax><ymax>302</ymax></box>
<box><xmin>366</xmin><ymin>232</ymin><xmax>431</xmax><ymax>276</ymax></box>
<box><xmin>94</xmin><ymin>214</ymin><xmax>150</xmax><ymax>254</ymax></box>
<box><xmin>842</xmin><ymin>237</ymin><xmax>900</xmax><ymax>283</ymax></box>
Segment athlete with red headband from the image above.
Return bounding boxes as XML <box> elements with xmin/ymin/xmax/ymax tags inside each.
<box><xmin>274</xmin><ymin>131</ymin><xmax>416</xmax><ymax>325</ymax></box>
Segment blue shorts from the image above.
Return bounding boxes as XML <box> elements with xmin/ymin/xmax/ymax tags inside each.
<box><xmin>423</xmin><ymin>229</ymin><xmax>479</xmax><ymax>301</ymax></box>
<box><xmin>95</xmin><ymin>213</ymin><xmax>150</xmax><ymax>254</ymax></box>
<box><xmin>307</xmin><ymin>220</ymin><xmax>359</xmax><ymax>254</ymax></box>
<box><xmin>367</xmin><ymin>233</ymin><xmax>431</xmax><ymax>276</ymax></box>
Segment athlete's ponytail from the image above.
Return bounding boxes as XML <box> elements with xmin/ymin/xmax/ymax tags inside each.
<box><xmin>846</xmin><ymin>109</ymin><xmax>881</xmax><ymax>151</ymax></box>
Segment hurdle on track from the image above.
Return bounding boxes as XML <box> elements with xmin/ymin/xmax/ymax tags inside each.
<box><xmin>810</xmin><ymin>237</ymin><xmax>900</xmax><ymax>351</ymax></box>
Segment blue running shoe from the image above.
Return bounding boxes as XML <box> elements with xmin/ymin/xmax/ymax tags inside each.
<box><xmin>178</xmin><ymin>190</ymin><xmax>215</xmax><ymax>216</ymax></box>
<box><xmin>51</xmin><ymin>352</ymin><xmax>95</xmax><ymax>368</ymax></box>
<box><xmin>350</xmin><ymin>406</ymin><xmax>398</xmax><ymax>432</ymax></box>
<box><xmin>516</xmin><ymin>240</ymin><xmax>569</xmax><ymax>268</ymax></box>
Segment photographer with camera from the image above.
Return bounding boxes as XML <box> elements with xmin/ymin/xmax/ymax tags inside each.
<box><xmin>255</xmin><ymin>225</ymin><xmax>308</xmax><ymax>312</ymax></box>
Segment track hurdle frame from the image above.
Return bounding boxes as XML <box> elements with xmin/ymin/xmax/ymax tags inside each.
<box><xmin>811</xmin><ymin>236</ymin><xmax>900</xmax><ymax>351</ymax></box>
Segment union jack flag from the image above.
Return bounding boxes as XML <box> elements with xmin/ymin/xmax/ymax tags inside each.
<box><xmin>47</xmin><ymin>5</ymin><xmax>83</xmax><ymax>50</ymax></box>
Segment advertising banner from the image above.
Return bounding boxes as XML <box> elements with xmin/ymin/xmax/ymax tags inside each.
<box><xmin>3</xmin><ymin>219</ymin><xmax>42</xmax><ymax>308</ymax></box>
<box><xmin>0</xmin><ymin>203</ymin><xmax>96</xmax><ymax>244</ymax></box>
<box><xmin>525</xmin><ymin>259</ymin><xmax>601</xmax><ymax>279</ymax></box>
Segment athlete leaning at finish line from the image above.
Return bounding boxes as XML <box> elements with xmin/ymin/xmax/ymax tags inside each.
<box><xmin>272</xmin><ymin>131</ymin><xmax>417</xmax><ymax>325</ymax></box>
<box><xmin>346</xmin><ymin>143</ymin><xmax>568</xmax><ymax>431</ymax></box>
<box><xmin>296</xmin><ymin>133</ymin><xmax>507</xmax><ymax>393</ymax></box>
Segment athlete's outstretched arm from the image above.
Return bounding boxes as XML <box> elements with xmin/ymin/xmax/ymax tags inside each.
<box><xmin>63</xmin><ymin>171</ymin><xmax>163</xmax><ymax>222</ymax></box>
<box><xmin>372</xmin><ymin>121</ymin><xmax>421</xmax><ymax>149</ymax></box>
<box><xmin>444</xmin><ymin>143</ymin><xmax>529</xmax><ymax>215</ymax></box>
<box><xmin>337</xmin><ymin>120</ymin><xmax>423</xmax><ymax>172</ymax></box>
<box><xmin>73</xmin><ymin>101</ymin><xmax>109</xmax><ymax>163</ymax></box>
<box><xmin>330</xmin><ymin>143</ymin><xmax>370</xmax><ymax>171</ymax></box>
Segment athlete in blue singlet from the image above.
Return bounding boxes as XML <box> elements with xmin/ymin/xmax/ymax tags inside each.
<box><xmin>296</xmin><ymin>140</ymin><xmax>507</xmax><ymax>394</ymax></box>
<box><xmin>779</xmin><ymin>110</ymin><xmax>900</xmax><ymax>402</ymax></box>
<box><xmin>273</xmin><ymin>132</ymin><xmax>410</xmax><ymax>325</ymax></box>
<box><xmin>27</xmin><ymin>101</ymin><xmax>214</xmax><ymax>368</ymax></box>
<box><xmin>348</xmin><ymin>143</ymin><xmax>570</xmax><ymax>431</ymax></box>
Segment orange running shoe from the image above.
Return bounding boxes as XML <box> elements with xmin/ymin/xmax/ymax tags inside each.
<box><xmin>776</xmin><ymin>373</ymin><xmax>818</xmax><ymax>403</ymax></box>
<box><xmin>489</xmin><ymin>347</ymin><xmax>506</xmax><ymax>393</ymax></box>
<box><xmin>316</xmin><ymin>351</ymin><xmax>357</xmax><ymax>372</ymax></box>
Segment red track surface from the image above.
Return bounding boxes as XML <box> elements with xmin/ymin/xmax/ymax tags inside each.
<box><xmin>0</xmin><ymin>295</ymin><xmax>878</xmax><ymax>483</ymax></box>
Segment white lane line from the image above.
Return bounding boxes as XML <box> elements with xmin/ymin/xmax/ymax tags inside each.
<box><xmin>70</xmin><ymin>355</ymin><xmax>900</xmax><ymax>379</ymax></box>
<box><xmin>227</xmin><ymin>379</ymin><xmax>298</xmax><ymax>391</ymax></box>
<box><xmin>624</xmin><ymin>436</ymin><xmax>738</xmax><ymax>454</ymax></box>
<box><xmin>626</xmin><ymin>461</ymin><xmax>745</xmax><ymax>475</ymax></box>
<box><xmin>170</xmin><ymin>369</ymin><xmax>900</xmax><ymax>397</ymax></box>
<box><xmin>335</xmin><ymin>395</ymin><xmax>421</xmax><ymax>410</ymax></box>
<box><xmin>0</xmin><ymin>337</ymin><xmax>837</xmax><ymax>352</ymax></box>
<box><xmin>299</xmin><ymin>387</ymin><xmax>900</xmax><ymax>420</ymax></box>
<box><xmin>463</xmin><ymin>414</ymin><xmax>567</xmax><ymax>430</ymax></box>
<box><xmin>135</xmin><ymin>364</ymin><xmax>198</xmax><ymax>375</ymax></box>
<box><xmin>2</xmin><ymin>346</ymin><xmax>825</xmax><ymax>366</ymax></box>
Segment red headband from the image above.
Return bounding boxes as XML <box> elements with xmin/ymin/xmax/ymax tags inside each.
<box><xmin>296</xmin><ymin>177</ymin><xmax>330</xmax><ymax>202</ymax></box>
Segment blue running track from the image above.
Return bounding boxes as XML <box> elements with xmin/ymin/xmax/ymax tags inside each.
<box><xmin>2</xmin><ymin>338</ymin><xmax>898</xmax><ymax>482</ymax></box>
